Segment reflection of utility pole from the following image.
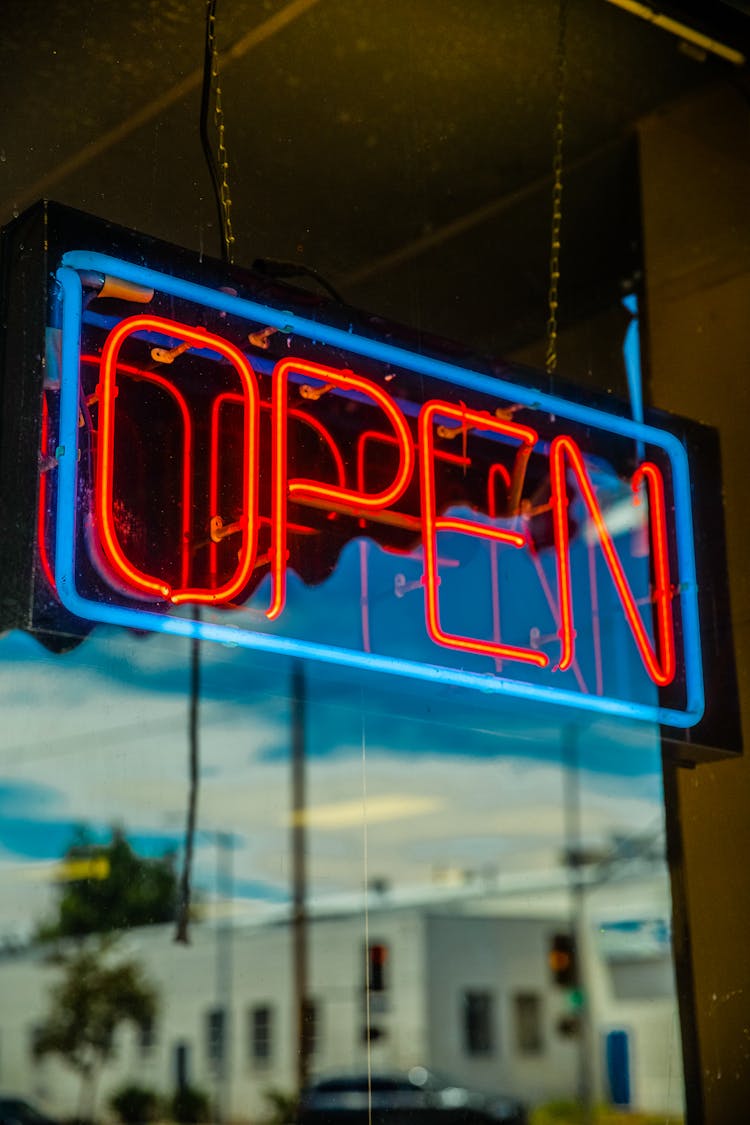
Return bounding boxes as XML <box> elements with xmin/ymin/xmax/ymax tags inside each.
<box><xmin>562</xmin><ymin>726</ymin><xmax>595</xmax><ymax>1125</ymax></box>
<box><xmin>291</xmin><ymin>662</ymin><xmax>310</xmax><ymax>1093</ymax></box>
<box><xmin>215</xmin><ymin>831</ymin><xmax>233</xmax><ymax>1125</ymax></box>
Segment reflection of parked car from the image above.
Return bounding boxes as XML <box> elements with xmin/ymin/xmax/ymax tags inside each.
<box><xmin>0</xmin><ymin>1099</ymin><xmax>60</xmax><ymax>1125</ymax></box>
<box><xmin>297</xmin><ymin>1068</ymin><xmax>527</xmax><ymax>1125</ymax></box>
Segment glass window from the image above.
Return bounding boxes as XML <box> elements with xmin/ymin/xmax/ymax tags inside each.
<box><xmin>9</xmin><ymin>7</ymin><xmax>741</xmax><ymax>1111</ymax></box>
<box><xmin>139</xmin><ymin>1014</ymin><xmax>156</xmax><ymax>1056</ymax></box>
<box><xmin>513</xmin><ymin>992</ymin><xmax>543</xmax><ymax>1055</ymax></box>
<box><xmin>206</xmin><ymin>1007</ymin><xmax>225</xmax><ymax>1067</ymax></box>
<box><xmin>303</xmin><ymin>998</ymin><xmax>319</xmax><ymax>1059</ymax></box>
<box><xmin>463</xmin><ymin>990</ymin><xmax>495</xmax><ymax>1056</ymax></box>
<box><xmin>173</xmin><ymin>1042</ymin><xmax>191</xmax><ymax>1091</ymax></box>
<box><xmin>250</xmin><ymin>1004</ymin><xmax>273</xmax><ymax>1064</ymax></box>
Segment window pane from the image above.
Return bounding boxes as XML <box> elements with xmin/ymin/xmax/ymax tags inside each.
<box><xmin>514</xmin><ymin>993</ymin><xmax>543</xmax><ymax>1054</ymax></box>
<box><xmin>206</xmin><ymin>1008</ymin><xmax>225</xmax><ymax>1066</ymax></box>
<box><xmin>302</xmin><ymin>998</ymin><xmax>319</xmax><ymax>1059</ymax></box>
<box><xmin>250</xmin><ymin>1004</ymin><xmax>273</xmax><ymax>1064</ymax></box>
<box><xmin>463</xmin><ymin>991</ymin><xmax>495</xmax><ymax>1055</ymax></box>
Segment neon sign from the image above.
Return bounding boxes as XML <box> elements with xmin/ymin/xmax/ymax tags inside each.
<box><xmin>40</xmin><ymin>249</ymin><xmax>704</xmax><ymax>728</ymax></box>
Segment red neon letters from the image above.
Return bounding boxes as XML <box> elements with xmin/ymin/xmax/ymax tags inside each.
<box><xmin>419</xmin><ymin>402</ymin><xmax>547</xmax><ymax>668</ymax></box>
<box><xmin>268</xmin><ymin>358</ymin><xmax>415</xmax><ymax>619</ymax></box>
<box><xmin>83</xmin><ymin>318</ymin><xmax>677</xmax><ymax>688</ymax></box>
<box><xmin>550</xmin><ymin>436</ymin><xmax>675</xmax><ymax>686</ymax></box>
<box><xmin>97</xmin><ymin>316</ymin><xmax>260</xmax><ymax>605</ymax></box>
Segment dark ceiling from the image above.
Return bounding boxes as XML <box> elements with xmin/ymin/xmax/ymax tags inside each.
<box><xmin>1</xmin><ymin>0</ymin><xmax>747</xmax><ymax>363</ymax></box>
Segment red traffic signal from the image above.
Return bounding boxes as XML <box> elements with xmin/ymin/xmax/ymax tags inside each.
<box><xmin>367</xmin><ymin>942</ymin><xmax>389</xmax><ymax>992</ymax></box>
<box><xmin>549</xmin><ymin>932</ymin><xmax>578</xmax><ymax>988</ymax></box>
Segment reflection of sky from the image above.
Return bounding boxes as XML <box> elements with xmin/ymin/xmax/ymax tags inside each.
<box><xmin>217</xmin><ymin>479</ymin><xmax>657</xmax><ymax>709</ymax></box>
<box><xmin>0</xmin><ymin>604</ymin><xmax>663</xmax><ymax>938</ymax></box>
<box><xmin>3</xmin><ymin>305</ymin><xmax>666</xmax><ymax>930</ymax></box>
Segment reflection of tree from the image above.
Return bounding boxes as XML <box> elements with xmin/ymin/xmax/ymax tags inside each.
<box><xmin>33</xmin><ymin>938</ymin><xmax>157</xmax><ymax>1122</ymax></box>
<box><xmin>37</xmin><ymin>825</ymin><xmax>179</xmax><ymax>940</ymax></box>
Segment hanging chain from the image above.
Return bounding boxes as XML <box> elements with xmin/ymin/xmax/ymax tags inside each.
<box><xmin>545</xmin><ymin>0</ymin><xmax>569</xmax><ymax>376</ymax></box>
<box><xmin>207</xmin><ymin>2</ymin><xmax>236</xmax><ymax>263</ymax></box>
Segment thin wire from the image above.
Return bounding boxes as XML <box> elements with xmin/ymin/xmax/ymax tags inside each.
<box><xmin>545</xmin><ymin>0</ymin><xmax>569</xmax><ymax>376</ymax></box>
<box><xmin>175</xmin><ymin>0</ymin><xmax>241</xmax><ymax>944</ymax></box>
<box><xmin>175</xmin><ymin>615</ymin><xmax>201</xmax><ymax>944</ymax></box>
<box><xmin>360</xmin><ymin>707</ymin><xmax>373</xmax><ymax>1125</ymax></box>
<box><xmin>175</xmin><ymin>0</ymin><xmax>236</xmax><ymax>943</ymax></box>
<box><xmin>251</xmin><ymin>257</ymin><xmax>346</xmax><ymax>304</ymax></box>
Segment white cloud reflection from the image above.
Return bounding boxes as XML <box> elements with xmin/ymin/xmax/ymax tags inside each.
<box><xmin>0</xmin><ymin>622</ymin><xmax>665</xmax><ymax>939</ymax></box>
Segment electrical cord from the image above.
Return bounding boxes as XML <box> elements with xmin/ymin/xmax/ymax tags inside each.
<box><xmin>175</xmin><ymin>614</ymin><xmax>201</xmax><ymax>944</ymax></box>
<box><xmin>252</xmin><ymin>257</ymin><xmax>346</xmax><ymax>305</ymax></box>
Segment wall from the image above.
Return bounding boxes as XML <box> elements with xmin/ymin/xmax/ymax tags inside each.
<box><xmin>0</xmin><ymin>910</ymin><xmax>428</xmax><ymax>1121</ymax></box>
<box><xmin>0</xmin><ymin>892</ymin><xmax>683</xmax><ymax>1120</ymax></box>
<box><xmin>425</xmin><ymin>913</ymin><xmax>579</xmax><ymax>1105</ymax></box>
<box><xmin>639</xmin><ymin>82</ymin><xmax>750</xmax><ymax>1123</ymax></box>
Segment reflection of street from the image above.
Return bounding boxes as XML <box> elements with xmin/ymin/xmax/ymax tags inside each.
<box><xmin>297</xmin><ymin>1068</ymin><xmax>527</xmax><ymax>1125</ymax></box>
<box><xmin>0</xmin><ymin>625</ymin><xmax>677</xmax><ymax>1122</ymax></box>
<box><xmin>0</xmin><ymin>848</ymin><xmax>682</xmax><ymax>1122</ymax></box>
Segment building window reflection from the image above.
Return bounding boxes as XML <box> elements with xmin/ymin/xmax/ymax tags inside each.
<box><xmin>513</xmin><ymin>992</ymin><xmax>543</xmax><ymax>1055</ymax></box>
<box><xmin>139</xmin><ymin>1014</ymin><xmax>156</xmax><ymax>1057</ymax></box>
<box><xmin>206</xmin><ymin>1007</ymin><xmax>225</xmax><ymax>1067</ymax></box>
<box><xmin>250</xmin><ymin>1004</ymin><xmax>273</xmax><ymax>1065</ymax></box>
<box><xmin>462</xmin><ymin>990</ymin><xmax>495</xmax><ymax>1056</ymax></box>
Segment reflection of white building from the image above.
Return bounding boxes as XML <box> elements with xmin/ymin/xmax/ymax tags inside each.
<box><xmin>0</xmin><ymin>860</ymin><xmax>684</xmax><ymax>1121</ymax></box>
